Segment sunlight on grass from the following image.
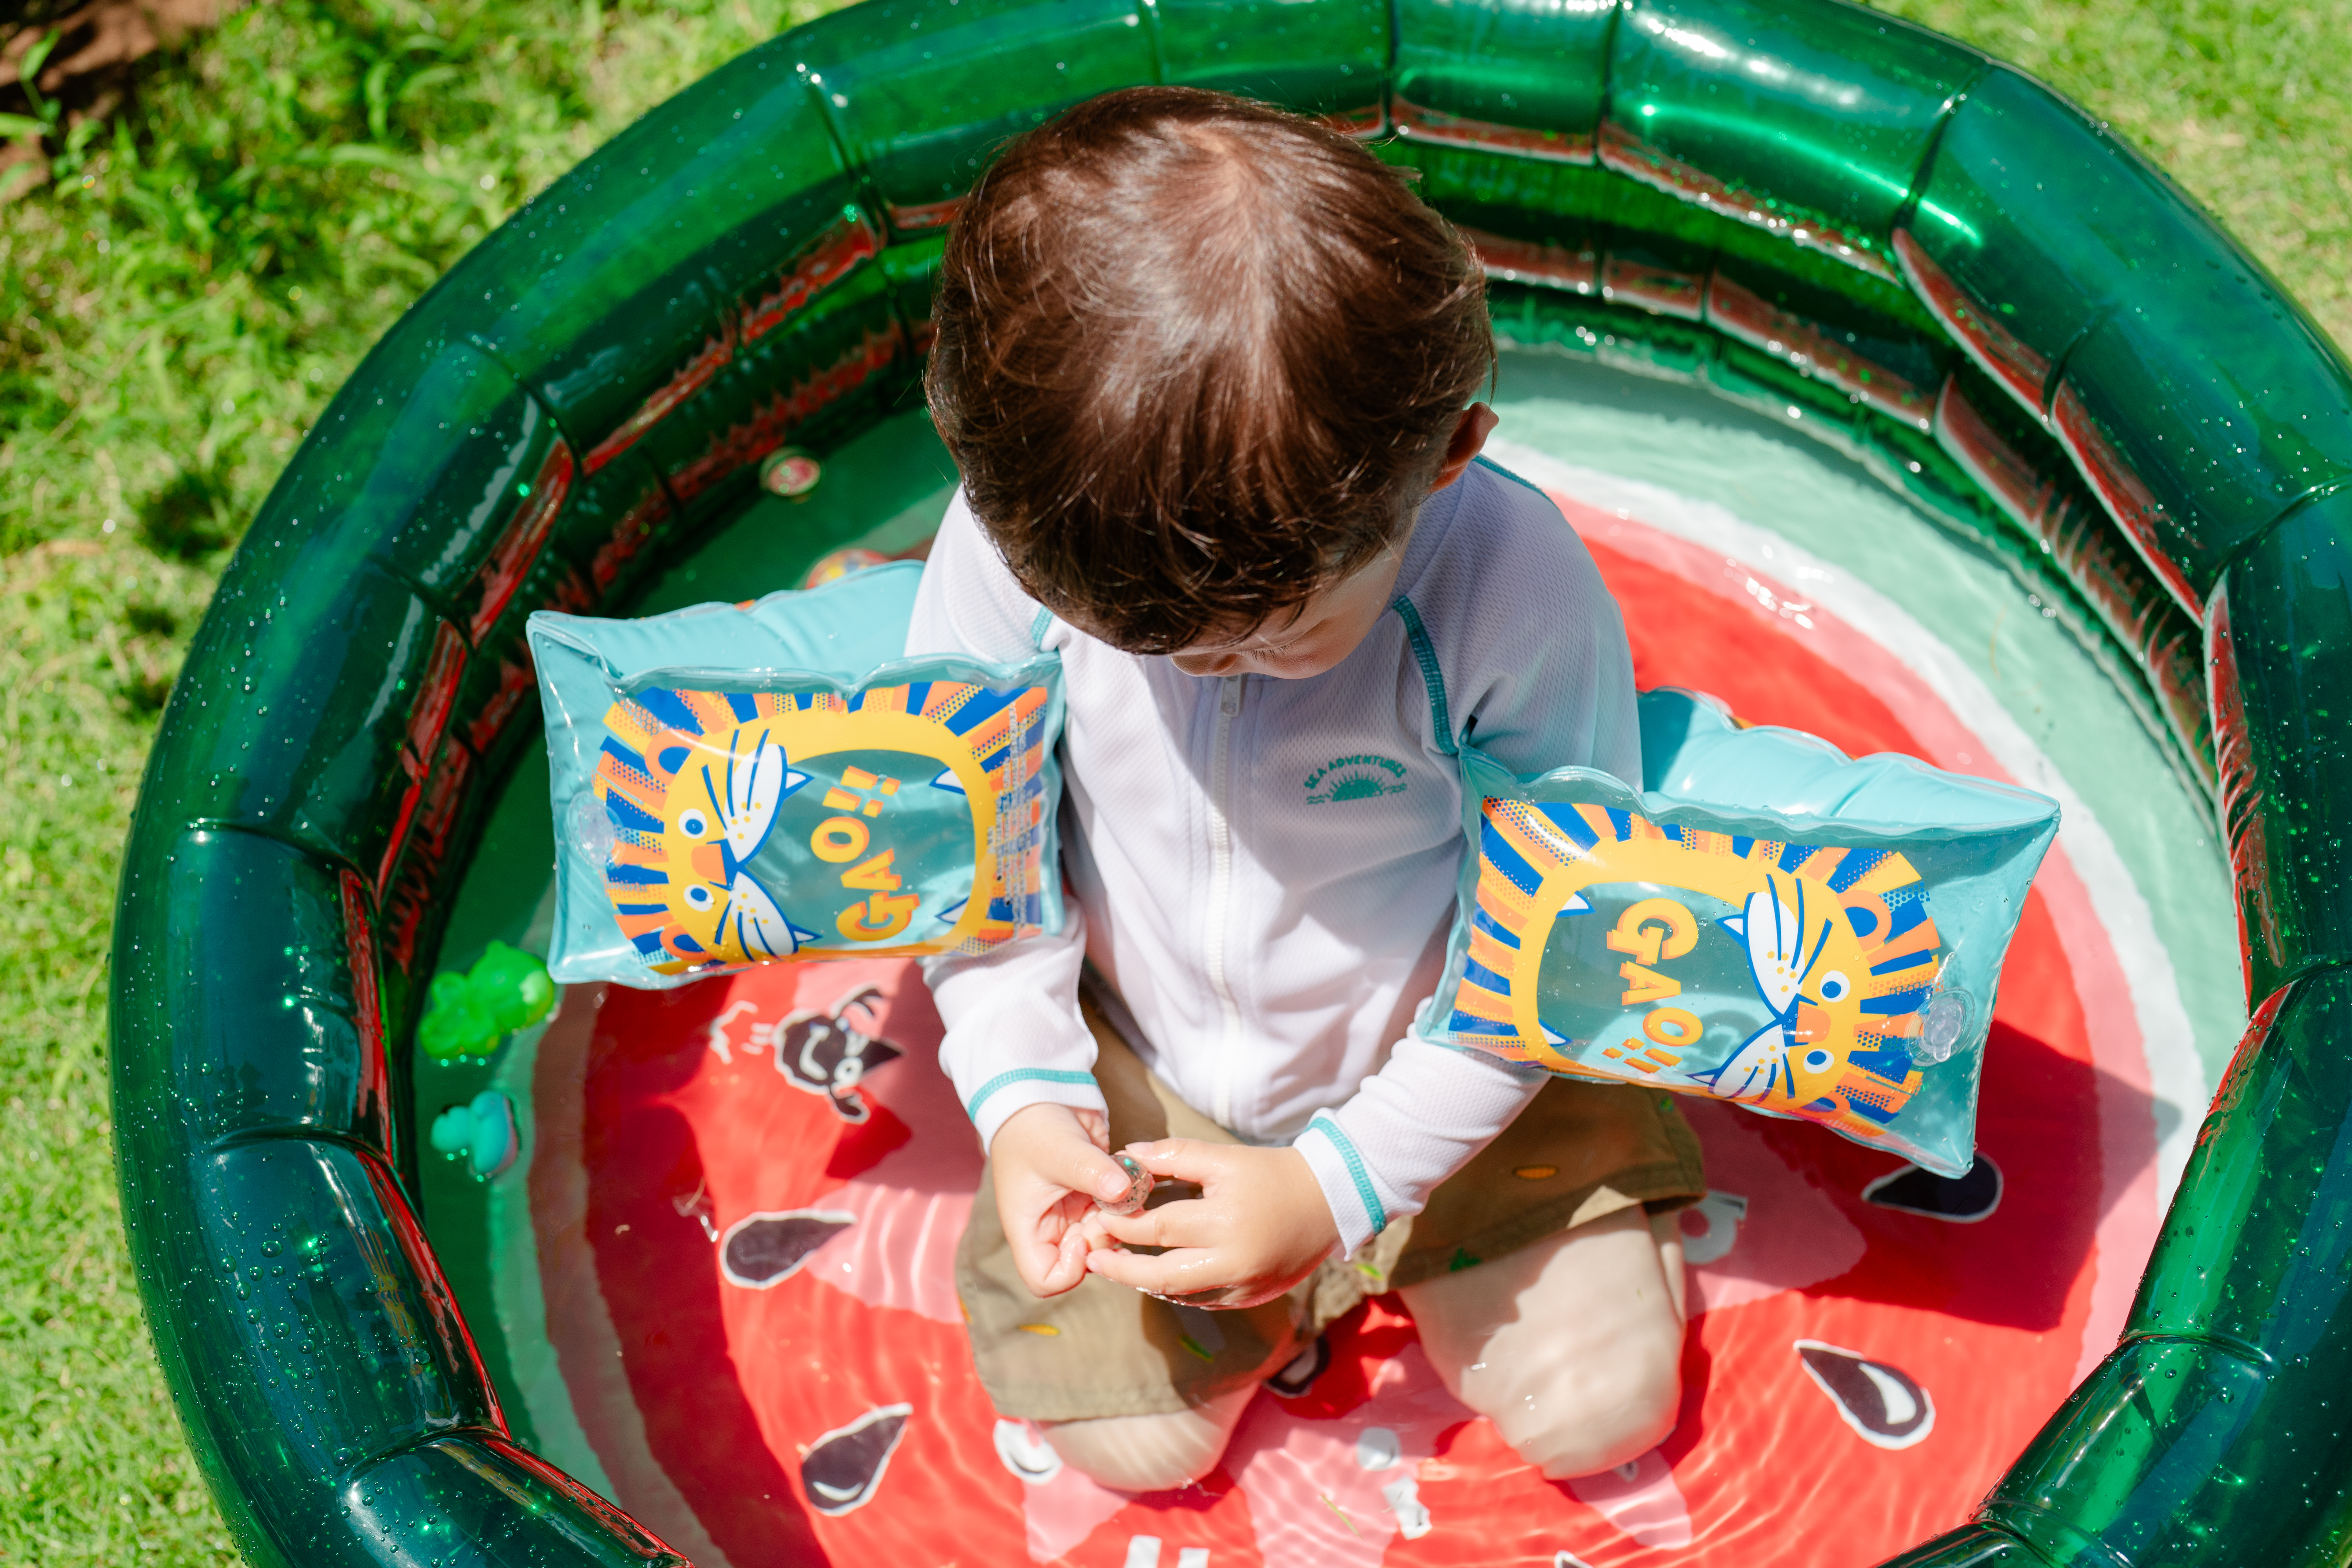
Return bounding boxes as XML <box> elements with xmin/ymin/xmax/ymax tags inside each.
<box><xmin>0</xmin><ymin>0</ymin><xmax>2343</xmax><ymax>1560</ymax></box>
<box><xmin>0</xmin><ymin>2</ymin><xmax>849</xmax><ymax>1558</ymax></box>
<box><xmin>1873</xmin><ymin>0</ymin><xmax>2352</xmax><ymax>350</ymax></box>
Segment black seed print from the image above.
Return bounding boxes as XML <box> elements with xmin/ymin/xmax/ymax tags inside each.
<box><xmin>719</xmin><ymin>1209</ymin><xmax>854</xmax><ymax>1288</ymax></box>
<box><xmin>801</xmin><ymin>1404</ymin><xmax>910</xmax><ymax>1515</ymax></box>
<box><xmin>1795</xmin><ymin>1341</ymin><xmax>1935</xmax><ymax>1449</ymax></box>
<box><xmin>1862</xmin><ymin>1156</ymin><xmax>2003</xmax><ymax>1222</ymax></box>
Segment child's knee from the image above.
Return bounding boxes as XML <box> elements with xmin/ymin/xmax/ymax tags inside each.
<box><xmin>1481</xmin><ymin>1316</ymin><xmax>1683</xmax><ymax>1481</ymax></box>
<box><xmin>1038</xmin><ymin>1385</ymin><xmax>1254</xmax><ymax>1493</ymax></box>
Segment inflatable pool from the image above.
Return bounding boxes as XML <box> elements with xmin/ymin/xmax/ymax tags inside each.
<box><xmin>109</xmin><ymin>0</ymin><xmax>2352</xmax><ymax>1563</ymax></box>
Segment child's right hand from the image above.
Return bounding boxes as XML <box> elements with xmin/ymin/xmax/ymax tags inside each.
<box><xmin>990</xmin><ymin>1102</ymin><xmax>1138</xmax><ymax>1298</ymax></box>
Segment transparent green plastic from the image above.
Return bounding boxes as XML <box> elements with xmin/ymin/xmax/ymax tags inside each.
<box><xmin>1392</xmin><ymin>0</ymin><xmax>1613</xmax><ymax>160</ymax></box>
<box><xmin>1603</xmin><ymin>0</ymin><xmax>1982</xmax><ymax>279</ymax></box>
<box><xmin>2211</xmin><ymin>489</ymin><xmax>2352</xmax><ymax>1001</ymax></box>
<box><xmin>1897</xmin><ymin>67</ymin><xmax>2352</xmax><ymax>611</ymax></box>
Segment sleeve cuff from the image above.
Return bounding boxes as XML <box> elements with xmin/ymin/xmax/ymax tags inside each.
<box><xmin>967</xmin><ymin>1068</ymin><xmax>1109</xmax><ymax>1152</ymax></box>
<box><xmin>1294</xmin><ymin>1112</ymin><xmax>1398</xmax><ymax>1260</ymax></box>
<box><xmin>1294</xmin><ymin>1035</ymin><xmax>1551</xmax><ymax>1259</ymax></box>
<box><xmin>921</xmin><ymin>901</ymin><xmax>1103</xmax><ymax>1150</ymax></box>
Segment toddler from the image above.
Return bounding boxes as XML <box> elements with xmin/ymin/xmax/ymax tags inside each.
<box><xmin>907</xmin><ymin>86</ymin><xmax>1705</xmax><ymax>1492</ymax></box>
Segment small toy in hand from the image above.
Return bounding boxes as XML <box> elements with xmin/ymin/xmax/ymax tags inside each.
<box><xmin>1098</xmin><ymin>1152</ymin><xmax>1154</xmax><ymax>1216</ymax></box>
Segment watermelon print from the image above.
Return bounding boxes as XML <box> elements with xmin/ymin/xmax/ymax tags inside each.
<box><xmin>494</xmin><ymin>479</ymin><xmax>2165</xmax><ymax>1566</ymax></box>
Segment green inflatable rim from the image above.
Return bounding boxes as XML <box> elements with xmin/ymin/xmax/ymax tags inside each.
<box><xmin>109</xmin><ymin>0</ymin><xmax>2352</xmax><ymax>1562</ymax></box>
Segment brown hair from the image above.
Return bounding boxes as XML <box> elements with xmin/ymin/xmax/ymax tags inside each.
<box><xmin>925</xmin><ymin>86</ymin><xmax>1494</xmax><ymax>653</ymax></box>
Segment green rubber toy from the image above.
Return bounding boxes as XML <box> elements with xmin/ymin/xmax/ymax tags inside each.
<box><xmin>416</xmin><ymin>941</ymin><xmax>555</xmax><ymax>1062</ymax></box>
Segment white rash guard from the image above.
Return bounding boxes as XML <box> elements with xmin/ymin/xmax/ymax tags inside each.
<box><xmin>906</xmin><ymin>458</ymin><xmax>1642</xmax><ymax>1257</ymax></box>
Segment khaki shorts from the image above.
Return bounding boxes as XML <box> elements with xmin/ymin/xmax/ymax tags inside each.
<box><xmin>955</xmin><ymin>992</ymin><xmax>1708</xmax><ymax>1421</ymax></box>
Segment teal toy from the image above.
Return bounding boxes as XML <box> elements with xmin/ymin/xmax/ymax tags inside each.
<box><xmin>429</xmin><ymin>1091</ymin><xmax>522</xmax><ymax>1181</ymax></box>
<box><xmin>105</xmin><ymin>0</ymin><xmax>2352</xmax><ymax>1563</ymax></box>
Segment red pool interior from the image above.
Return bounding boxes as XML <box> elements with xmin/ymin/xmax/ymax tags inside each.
<box><xmin>522</xmin><ymin>495</ymin><xmax>2143</xmax><ymax>1567</ymax></box>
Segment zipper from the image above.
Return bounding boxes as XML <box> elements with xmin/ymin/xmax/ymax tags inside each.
<box><xmin>1205</xmin><ymin>673</ymin><xmax>1245</xmax><ymax>1127</ymax></box>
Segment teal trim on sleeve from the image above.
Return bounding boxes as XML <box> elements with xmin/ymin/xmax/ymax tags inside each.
<box><xmin>1390</xmin><ymin>595</ymin><xmax>1455</xmax><ymax>757</ymax></box>
<box><xmin>965</xmin><ymin>1067</ymin><xmax>1097</xmax><ymax>1122</ymax></box>
<box><xmin>1029</xmin><ymin>605</ymin><xmax>1054</xmax><ymax>650</ymax></box>
<box><xmin>1302</xmin><ymin>1112</ymin><xmax>1388</xmax><ymax>1236</ymax></box>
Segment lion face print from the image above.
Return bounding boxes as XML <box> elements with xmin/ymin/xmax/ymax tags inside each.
<box><xmin>592</xmin><ymin>681</ymin><xmax>1053</xmax><ymax>976</ymax></box>
<box><xmin>1451</xmin><ymin>798</ymin><xmax>1939</xmax><ymax>1148</ymax></box>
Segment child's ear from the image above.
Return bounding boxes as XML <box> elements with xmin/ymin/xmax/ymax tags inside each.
<box><xmin>1428</xmin><ymin>403</ymin><xmax>1500</xmax><ymax>495</ymax></box>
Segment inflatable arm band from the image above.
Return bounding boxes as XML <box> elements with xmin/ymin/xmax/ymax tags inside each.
<box><xmin>1431</xmin><ymin>690</ymin><xmax>2059</xmax><ymax>1176</ymax></box>
<box><xmin>530</xmin><ymin>563</ymin><xmax>1065</xmax><ymax>984</ymax></box>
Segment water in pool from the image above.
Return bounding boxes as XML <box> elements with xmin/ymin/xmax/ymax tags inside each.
<box><xmin>410</xmin><ymin>347</ymin><xmax>2241</xmax><ymax>1568</ymax></box>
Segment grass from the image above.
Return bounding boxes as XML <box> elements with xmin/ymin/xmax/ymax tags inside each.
<box><xmin>0</xmin><ymin>4</ymin><xmax>854</xmax><ymax>1557</ymax></box>
<box><xmin>0</xmin><ymin>0</ymin><xmax>2343</xmax><ymax>1559</ymax></box>
<box><xmin>1879</xmin><ymin>0</ymin><xmax>2352</xmax><ymax>345</ymax></box>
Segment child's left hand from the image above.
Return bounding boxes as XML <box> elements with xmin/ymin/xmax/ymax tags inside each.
<box><xmin>1080</xmin><ymin>1140</ymin><xmax>1340</xmax><ymax>1308</ymax></box>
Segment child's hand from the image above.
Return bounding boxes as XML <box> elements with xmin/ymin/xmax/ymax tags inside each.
<box><xmin>1080</xmin><ymin>1140</ymin><xmax>1340</xmax><ymax>1309</ymax></box>
<box><xmin>990</xmin><ymin>1102</ymin><xmax>1140</xmax><ymax>1298</ymax></box>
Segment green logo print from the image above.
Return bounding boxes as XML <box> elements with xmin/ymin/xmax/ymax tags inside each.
<box><xmin>1303</xmin><ymin>753</ymin><xmax>1409</xmax><ymax>805</ymax></box>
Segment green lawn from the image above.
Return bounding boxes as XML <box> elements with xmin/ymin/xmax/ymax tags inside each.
<box><xmin>0</xmin><ymin>0</ymin><xmax>2343</xmax><ymax>1559</ymax></box>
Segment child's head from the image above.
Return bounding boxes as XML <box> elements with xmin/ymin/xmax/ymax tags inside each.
<box><xmin>926</xmin><ymin>86</ymin><xmax>1494</xmax><ymax>663</ymax></box>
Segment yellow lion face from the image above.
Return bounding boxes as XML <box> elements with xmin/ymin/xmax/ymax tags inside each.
<box><xmin>591</xmin><ymin>680</ymin><xmax>1052</xmax><ymax>976</ymax></box>
<box><xmin>1452</xmin><ymin>799</ymin><xmax>1940</xmax><ymax>1145</ymax></box>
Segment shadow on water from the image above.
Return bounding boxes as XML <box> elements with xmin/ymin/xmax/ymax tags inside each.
<box><xmin>1726</xmin><ymin>1011</ymin><xmax>2157</xmax><ymax>1338</ymax></box>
